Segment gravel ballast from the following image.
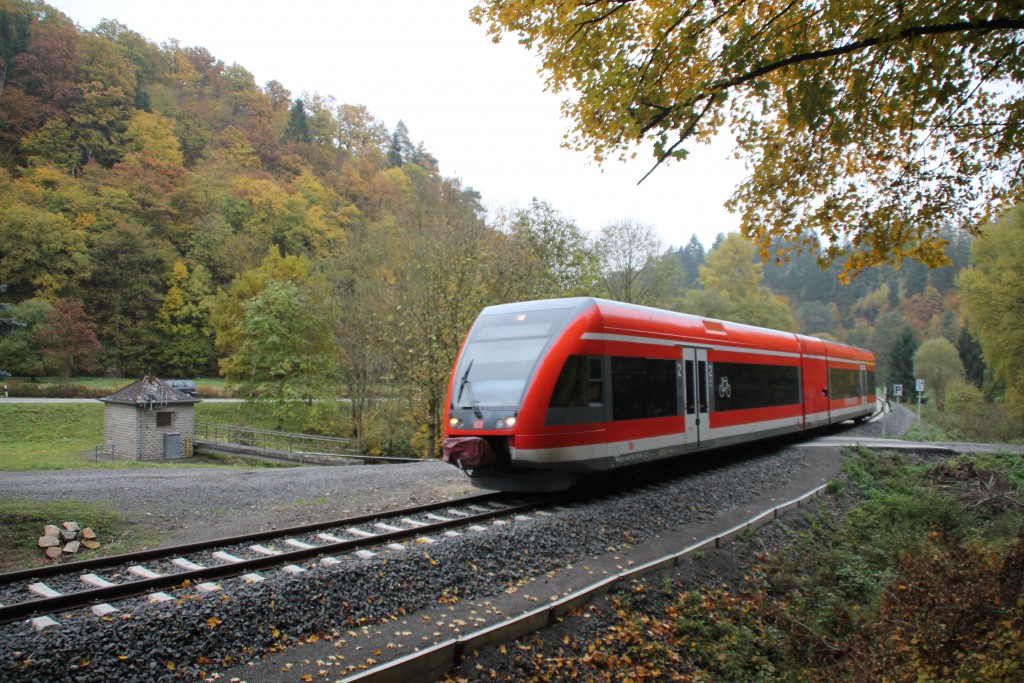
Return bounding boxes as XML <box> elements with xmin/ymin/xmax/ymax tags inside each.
<box><xmin>0</xmin><ymin>409</ymin><xmax>924</xmax><ymax>682</ymax></box>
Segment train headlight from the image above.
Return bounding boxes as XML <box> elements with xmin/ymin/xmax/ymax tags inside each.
<box><xmin>505</xmin><ymin>416</ymin><xmax>517</xmax><ymax>428</ymax></box>
<box><xmin>449</xmin><ymin>416</ymin><xmax>461</xmax><ymax>428</ymax></box>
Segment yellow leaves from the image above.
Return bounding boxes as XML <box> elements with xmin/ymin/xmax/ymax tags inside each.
<box><xmin>206</xmin><ymin>616</ymin><xmax>222</xmax><ymax>628</ymax></box>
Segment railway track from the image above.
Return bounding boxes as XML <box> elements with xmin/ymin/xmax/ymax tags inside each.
<box><xmin>0</xmin><ymin>492</ymin><xmax>548</xmax><ymax>628</ymax></box>
<box><xmin>1</xmin><ymin>434</ymin><xmax>884</xmax><ymax>682</ymax></box>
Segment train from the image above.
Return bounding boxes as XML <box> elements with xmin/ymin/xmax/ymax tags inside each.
<box><xmin>442</xmin><ymin>297</ymin><xmax>876</xmax><ymax>492</ymax></box>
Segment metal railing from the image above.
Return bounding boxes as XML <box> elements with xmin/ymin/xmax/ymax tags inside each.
<box><xmin>194</xmin><ymin>422</ymin><xmax>360</xmax><ymax>458</ymax></box>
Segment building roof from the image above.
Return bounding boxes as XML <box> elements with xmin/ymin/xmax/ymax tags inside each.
<box><xmin>99</xmin><ymin>376</ymin><xmax>201</xmax><ymax>407</ymax></box>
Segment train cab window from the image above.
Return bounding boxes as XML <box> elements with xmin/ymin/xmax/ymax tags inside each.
<box><xmin>546</xmin><ymin>355</ymin><xmax>605</xmax><ymax>426</ymax></box>
<box><xmin>612</xmin><ymin>357</ymin><xmax>679</xmax><ymax>421</ymax></box>
<box><xmin>550</xmin><ymin>355</ymin><xmax>603</xmax><ymax>408</ymax></box>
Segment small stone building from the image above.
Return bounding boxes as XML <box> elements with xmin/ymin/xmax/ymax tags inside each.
<box><xmin>99</xmin><ymin>377</ymin><xmax>201</xmax><ymax>461</ymax></box>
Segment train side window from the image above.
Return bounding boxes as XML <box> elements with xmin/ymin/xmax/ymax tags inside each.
<box><xmin>698</xmin><ymin>361</ymin><xmax>709</xmax><ymax>413</ymax></box>
<box><xmin>587</xmin><ymin>357</ymin><xmax>603</xmax><ymax>406</ymax></box>
<box><xmin>684</xmin><ymin>360</ymin><xmax>696</xmax><ymax>415</ymax></box>
<box><xmin>611</xmin><ymin>357</ymin><xmax>677</xmax><ymax>421</ymax></box>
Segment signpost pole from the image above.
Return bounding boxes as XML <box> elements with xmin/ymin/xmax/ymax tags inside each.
<box><xmin>915</xmin><ymin>379</ymin><xmax>924</xmax><ymax>422</ymax></box>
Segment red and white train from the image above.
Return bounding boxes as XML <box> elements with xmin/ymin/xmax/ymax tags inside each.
<box><xmin>442</xmin><ymin>298</ymin><xmax>876</xmax><ymax>491</ymax></box>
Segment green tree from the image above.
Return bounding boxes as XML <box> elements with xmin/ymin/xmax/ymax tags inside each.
<box><xmin>283</xmin><ymin>98</ymin><xmax>310</xmax><ymax>144</ymax></box>
<box><xmin>595</xmin><ymin>219</ymin><xmax>679</xmax><ymax>306</ymax></box>
<box><xmin>504</xmin><ymin>198</ymin><xmax>599</xmax><ymax>298</ymax></box>
<box><xmin>84</xmin><ymin>220</ymin><xmax>175</xmax><ymax>375</ymax></box>
<box><xmin>794</xmin><ymin>301</ymin><xmax>838</xmax><ymax>337</ymax></box>
<box><xmin>471</xmin><ymin>0</ymin><xmax>1024</xmax><ymax>280</ymax></box>
<box><xmin>888</xmin><ymin>328</ymin><xmax>919</xmax><ymax>396</ymax></box>
<box><xmin>913</xmin><ymin>337</ymin><xmax>965</xmax><ymax>411</ymax></box>
<box><xmin>959</xmin><ymin>203</ymin><xmax>1024</xmax><ymax>418</ymax></box>
<box><xmin>228</xmin><ymin>279</ymin><xmax>339</xmax><ymax>430</ymax></box>
<box><xmin>674</xmin><ymin>234</ymin><xmax>706</xmax><ymax>290</ymax></box>
<box><xmin>20</xmin><ymin>119</ymin><xmax>81</xmax><ymax>173</ymax></box>
<box><xmin>0</xmin><ymin>295</ymin><xmax>49</xmax><ymax>379</ymax></box>
<box><xmin>387</xmin><ymin>119</ymin><xmax>414</xmax><ymax>168</ymax></box>
<box><xmin>211</xmin><ymin>247</ymin><xmax>314</xmax><ymax>377</ymax></box>
<box><xmin>957</xmin><ymin>326</ymin><xmax>986</xmax><ymax>390</ymax></box>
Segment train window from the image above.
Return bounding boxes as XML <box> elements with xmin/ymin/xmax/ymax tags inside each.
<box><xmin>684</xmin><ymin>360</ymin><xmax>695</xmax><ymax>415</ymax></box>
<box><xmin>546</xmin><ymin>356</ymin><xmax>605</xmax><ymax>426</ymax></box>
<box><xmin>829</xmin><ymin>367</ymin><xmax>863</xmax><ymax>400</ymax></box>
<box><xmin>711</xmin><ymin>361</ymin><xmax>800</xmax><ymax>411</ymax></box>
<box><xmin>550</xmin><ymin>355</ymin><xmax>603</xmax><ymax>408</ymax></box>
<box><xmin>611</xmin><ymin>357</ymin><xmax>678</xmax><ymax>421</ymax></box>
<box><xmin>698</xmin><ymin>360</ymin><xmax>708</xmax><ymax>413</ymax></box>
<box><xmin>452</xmin><ymin>306</ymin><xmax>576</xmax><ymax>409</ymax></box>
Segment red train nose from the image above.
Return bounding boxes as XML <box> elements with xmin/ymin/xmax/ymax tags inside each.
<box><xmin>442</xmin><ymin>437</ymin><xmax>496</xmax><ymax>470</ymax></box>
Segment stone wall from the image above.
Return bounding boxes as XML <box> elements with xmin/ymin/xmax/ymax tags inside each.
<box><xmin>102</xmin><ymin>404</ymin><xmax>140</xmax><ymax>460</ymax></box>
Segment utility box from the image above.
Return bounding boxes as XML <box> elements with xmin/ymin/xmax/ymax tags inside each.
<box><xmin>99</xmin><ymin>377</ymin><xmax>201</xmax><ymax>461</ymax></box>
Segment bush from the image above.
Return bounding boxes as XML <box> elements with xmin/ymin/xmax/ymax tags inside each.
<box><xmin>931</xmin><ymin>380</ymin><xmax>1024</xmax><ymax>442</ymax></box>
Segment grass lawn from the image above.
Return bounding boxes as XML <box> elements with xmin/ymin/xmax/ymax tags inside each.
<box><xmin>0</xmin><ymin>498</ymin><xmax>164</xmax><ymax>572</ymax></box>
<box><xmin>0</xmin><ymin>401</ymin><xmax>285</xmax><ymax>570</ymax></box>
<box><xmin>0</xmin><ymin>401</ymin><xmax>277</xmax><ymax>470</ymax></box>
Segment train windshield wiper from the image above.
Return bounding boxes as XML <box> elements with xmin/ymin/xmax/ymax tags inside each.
<box><xmin>456</xmin><ymin>360</ymin><xmax>483</xmax><ymax>419</ymax></box>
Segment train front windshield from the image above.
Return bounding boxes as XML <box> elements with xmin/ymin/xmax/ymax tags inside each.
<box><xmin>451</xmin><ymin>306</ymin><xmax>574</xmax><ymax>410</ymax></box>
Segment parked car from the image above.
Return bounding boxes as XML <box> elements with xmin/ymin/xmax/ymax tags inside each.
<box><xmin>166</xmin><ymin>379</ymin><xmax>199</xmax><ymax>397</ymax></box>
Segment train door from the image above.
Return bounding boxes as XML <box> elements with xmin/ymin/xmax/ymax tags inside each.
<box><xmin>682</xmin><ymin>347</ymin><xmax>710</xmax><ymax>449</ymax></box>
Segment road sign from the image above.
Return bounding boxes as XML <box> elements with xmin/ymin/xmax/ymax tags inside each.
<box><xmin>915</xmin><ymin>378</ymin><xmax>925</xmax><ymax>392</ymax></box>
<box><xmin>893</xmin><ymin>384</ymin><xmax>903</xmax><ymax>397</ymax></box>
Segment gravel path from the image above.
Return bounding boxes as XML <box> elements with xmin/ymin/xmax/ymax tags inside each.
<box><xmin>0</xmin><ymin>461</ymin><xmax>475</xmax><ymax>553</ymax></box>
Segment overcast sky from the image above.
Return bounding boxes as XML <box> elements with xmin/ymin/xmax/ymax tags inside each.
<box><xmin>47</xmin><ymin>0</ymin><xmax>745</xmax><ymax>249</ymax></box>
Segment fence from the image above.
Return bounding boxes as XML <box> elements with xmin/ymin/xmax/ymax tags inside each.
<box><xmin>194</xmin><ymin>422</ymin><xmax>363</xmax><ymax>461</ymax></box>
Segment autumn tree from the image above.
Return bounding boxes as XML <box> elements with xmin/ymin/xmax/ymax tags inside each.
<box><xmin>155</xmin><ymin>260</ymin><xmax>215</xmax><ymax>377</ymax></box>
<box><xmin>680</xmin><ymin>232</ymin><xmax>796</xmax><ymax>330</ymax></box>
<box><xmin>471</xmin><ymin>0</ymin><xmax>1024</xmax><ymax>279</ymax></box>
<box><xmin>34</xmin><ymin>298</ymin><xmax>100</xmax><ymax>383</ymax></box>
<box><xmin>959</xmin><ymin>203</ymin><xmax>1024</xmax><ymax>418</ymax></box>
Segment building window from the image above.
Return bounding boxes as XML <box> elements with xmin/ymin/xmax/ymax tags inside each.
<box><xmin>156</xmin><ymin>412</ymin><xmax>173</xmax><ymax>427</ymax></box>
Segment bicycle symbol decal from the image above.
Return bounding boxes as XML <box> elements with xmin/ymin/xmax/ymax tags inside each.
<box><xmin>718</xmin><ymin>376</ymin><xmax>732</xmax><ymax>398</ymax></box>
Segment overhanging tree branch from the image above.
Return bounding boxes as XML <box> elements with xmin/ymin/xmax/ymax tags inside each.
<box><xmin>638</xmin><ymin>16</ymin><xmax>1024</xmax><ymax>179</ymax></box>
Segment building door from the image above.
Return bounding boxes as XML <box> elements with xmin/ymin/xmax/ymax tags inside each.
<box><xmin>164</xmin><ymin>433</ymin><xmax>182</xmax><ymax>459</ymax></box>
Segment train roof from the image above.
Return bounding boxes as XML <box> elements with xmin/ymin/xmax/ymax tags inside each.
<box><xmin>477</xmin><ymin>297</ymin><xmax>873</xmax><ymax>359</ymax></box>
